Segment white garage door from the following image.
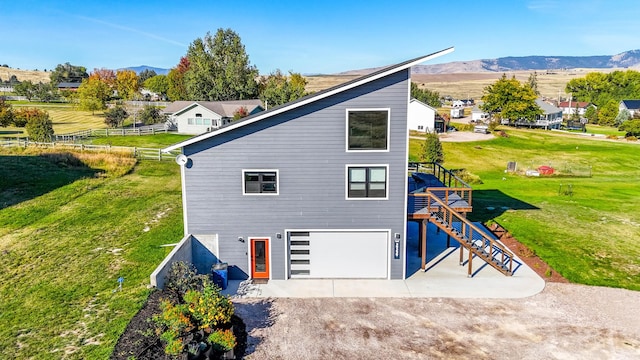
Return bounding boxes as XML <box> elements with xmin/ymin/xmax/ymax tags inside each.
<box><xmin>289</xmin><ymin>231</ymin><xmax>389</xmax><ymax>279</ymax></box>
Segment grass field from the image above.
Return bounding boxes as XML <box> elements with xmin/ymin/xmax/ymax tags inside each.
<box><xmin>411</xmin><ymin>127</ymin><xmax>640</xmax><ymax>290</ymax></box>
<box><xmin>0</xmin><ymin>103</ymin><xmax>107</xmax><ymax>138</ymax></box>
<box><xmin>0</xmin><ymin>148</ymin><xmax>183</xmax><ymax>359</ymax></box>
<box><xmin>86</xmin><ymin>133</ymin><xmax>192</xmax><ymax>148</ymax></box>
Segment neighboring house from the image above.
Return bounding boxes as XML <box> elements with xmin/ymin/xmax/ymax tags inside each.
<box><xmin>56</xmin><ymin>82</ymin><xmax>80</xmax><ymax>91</ymax></box>
<box><xmin>163</xmin><ymin>100</ymin><xmax>264</xmax><ymax>134</ymax></box>
<box><xmin>501</xmin><ymin>98</ymin><xmax>563</xmax><ymax>129</ymax></box>
<box><xmin>471</xmin><ymin>104</ymin><xmax>489</xmax><ymax>122</ymax></box>
<box><xmin>619</xmin><ymin>100</ymin><xmax>640</xmax><ymax>117</ymax></box>
<box><xmin>558</xmin><ymin>101</ymin><xmax>593</xmax><ymax>117</ymax></box>
<box><xmin>408</xmin><ymin>98</ymin><xmax>444</xmax><ymax>133</ymax></box>
<box><xmin>160</xmin><ymin>49</ymin><xmax>457</xmax><ymax>282</ymax></box>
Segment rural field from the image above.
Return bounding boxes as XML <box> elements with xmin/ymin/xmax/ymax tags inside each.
<box><xmin>0</xmin><ymin>103</ymin><xmax>107</xmax><ymax>138</ymax></box>
<box><xmin>305</xmin><ymin>67</ymin><xmax>615</xmax><ymax>100</ymax></box>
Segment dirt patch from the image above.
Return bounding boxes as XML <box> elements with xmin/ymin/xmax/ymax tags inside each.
<box><xmin>486</xmin><ymin>223</ymin><xmax>568</xmax><ymax>283</ymax></box>
<box><xmin>110</xmin><ymin>290</ymin><xmax>247</xmax><ymax>360</ymax></box>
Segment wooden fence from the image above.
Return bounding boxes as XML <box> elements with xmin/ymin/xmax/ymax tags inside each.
<box><xmin>0</xmin><ymin>139</ymin><xmax>181</xmax><ymax>161</ymax></box>
<box><xmin>54</xmin><ymin>126</ymin><xmax>172</xmax><ymax>142</ymax></box>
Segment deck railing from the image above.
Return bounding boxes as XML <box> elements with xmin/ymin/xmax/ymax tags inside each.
<box><xmin>408</xmin><ymin>187</ymin><xmax>472</xmax><ymax>214</ymax></box>
<box><xmin>408</xmin><ymin>162</ymin><xmax>472</xmax><ymax>214</ymax></box>
<box><xmin>425</xmin><ymin>190</ymin><xmax>513</xmax><ymax>276</ymax></box>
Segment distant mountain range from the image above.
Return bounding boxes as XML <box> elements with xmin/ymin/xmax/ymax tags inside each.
<box><xmin>122</xmin><ymin>65</ymin><xmax>169</xmax><ymax>75</ymax></box>
<box><xmin>339</xmin><ymin>49</ymin><xmax>640</xmax><ymax>75</ymax></box>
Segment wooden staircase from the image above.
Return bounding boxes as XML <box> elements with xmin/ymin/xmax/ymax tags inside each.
<box><xmin>425</xmin><ymin>190</ymin><xmax>514</xmax><ymax>277</ymax></box>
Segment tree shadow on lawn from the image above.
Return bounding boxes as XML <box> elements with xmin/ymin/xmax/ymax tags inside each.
<box><xmin>0</xmin><ymin>153</ymin><xmax>100</xmax><ymax>209</ymax></box>
<box><xmin>468</xmin><ymin>189</ymin><xmax>539</xmax><ymax>223</ymax></box>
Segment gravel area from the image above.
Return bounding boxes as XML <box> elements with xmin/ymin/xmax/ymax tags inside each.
<box><xmin>234</xmin><ymin>283</ymin><xmax>640</xmax><ymax>359</ymax></box>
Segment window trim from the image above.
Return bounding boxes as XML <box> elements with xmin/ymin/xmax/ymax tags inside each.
<box><xmin>242</xmin><ymin>169</ymin><xmax>279</xmax><ymax>196</ymax></box>
<box><xmin>345</xmin><ymin>164</ymin><xmax>389</xmax><ymax>200</ymax></box>
<box><xmin>345</xmin><ymin>108</ymin><xmax>391</xmax><ymax>152</ymax></box>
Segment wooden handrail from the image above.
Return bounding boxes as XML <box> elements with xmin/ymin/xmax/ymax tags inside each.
<box><xmin>425</xmin><ymin>190</ymin><xmax>513</xmax><ymax>274</ymax></box>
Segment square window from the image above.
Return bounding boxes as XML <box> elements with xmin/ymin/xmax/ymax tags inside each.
<box><xmin>347</xmin><ymin>110</ymin><xmax>389</xmax><ymax>150</ymax></box>
<box><xmin>347</xmin><ymin>166</ymin><xmax>387</xmax><ymax>198</ymax></box>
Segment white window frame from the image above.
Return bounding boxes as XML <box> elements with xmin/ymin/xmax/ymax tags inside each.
<box><xmin>345</xmin><ymin>164</ymin><xmax>389</xmax><ymax>200</ymax></box>
<box><xmin>242</xmin><ymin>169</ymin><xmax>279</xmax><ymax>196</ymax></box>
<box><xmin>345</xmin><ymin>108</ymin><xmax>390</xmax><ymax>152</ymax></box>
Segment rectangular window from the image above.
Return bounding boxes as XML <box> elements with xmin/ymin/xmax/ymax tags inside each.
<box><xmin>347</xmin><ymin>109</ymin><xmax>389</xmax><ymax>151</ymax></box>
<box><xmin>243</xmin><ymin>170</ymin><xmax>278</xmax><ymax>195</ymax></box>
<box><xmin>347</xmin><ymin>166</ymin><xmax>387</xmax><ymax>199</ymax></box>
<box><xmin>187</xmin><ymin>118</ymin><xmax>195</xmax><ymax>125</ymax></box>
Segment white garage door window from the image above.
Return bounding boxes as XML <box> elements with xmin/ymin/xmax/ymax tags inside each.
<box><xmin>289</xmin><ymin>231</ymin><xmax>389</xmax><ymax>279</ymax></box>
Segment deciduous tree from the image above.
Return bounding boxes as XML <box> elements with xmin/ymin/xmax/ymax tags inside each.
<box><xmin>104</xmin><ymin>105</ymin><xmax>129</xmax><ymax>127</ymax></box>
<box><xmin>13</xmin><ymin>80</ymin><xmax>36</xmax><ymax>101</ymax></box>
<box><xmin>77</xmin><ymin>77</ymin><xmax>111</xmax><ymax>113</ymax></box>
<box><xmin>137</xmin><ymin>105</ymin><xmax>166</xmax><ymax>125</ymax></box>
<box><xmin>167</xmin><ymin>57</ymin><xmax>189</xmax><ymax>101</ymax></box>
<box><xmin>258</xmin><ymin>70</ymin><xmax>307</xmax><ymax>108</ymax></box>
<box><xmin>184</xmin><ymin>28</ymin><xmax>258</xmax><ymax>101</ymax></box>
<box><xmin>598</xmin><ymin>100</ymin><xmax>619</xmax><ymax>126</ymax></box>
<box><xmin>481</xmin><ymin>74</ymin><xmax>542</xmax><ymax>122</ymax></box>
<box><xmin>49</xmin><ymin>62</ymin><xmax>88</xmax><ymax>85</ymax></box>
<box><xmin>0</xmin><ymin>98</ymin><xmax>13</xmax><ymax>127</ymax></box>
<box><xmin>24</xmin><ymin>108</ymin><xmax>54</xmax><ymax>141</ymax></box>
<box><xmin>144</xmin><ymin>75</ymin><xmax>169</xmax><ymax>96</ymax></box>
<box><xmin>115</xmin><ymin>70</ymin><xmax>139</xmax><ymax>100</ymax></box>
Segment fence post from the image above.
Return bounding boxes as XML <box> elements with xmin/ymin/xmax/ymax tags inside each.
<box><xmin>158</xmin><ymin>149</ymin><xmax>162</xmax><ymax>161</ymax></box>
<box><xmin>133</xmin><ymin>147</ymin><xmax>137</xmax><ymax>157</ymax></box>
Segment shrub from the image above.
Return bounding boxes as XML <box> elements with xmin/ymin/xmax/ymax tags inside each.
<box><xmin>626</xmin><ymin>136</ymin><xmax>637</xmax><ymax>141</ymax></box>
<box><xmin>155</xmin><ymin>282</ymin><xmax>236</xmax><ymax>357</ymax></box>
<box><xmin>208</xmin><ymin>328</ymin><xmax>236</xmax><ymax>352</ymax></box>
<box><xmin>606</xmin><ymin>134</ymin><xmax>619</xmax><ymax>140</ymax></box>
<box><xmin>164</xmin><ymin>261</ymin><xmax>210</xmax><ymax>301</ymax></box>
<box><xmin>453</xmin><ymin>169</ymin><xmax>483</xmax><ymax>185</ymax></box>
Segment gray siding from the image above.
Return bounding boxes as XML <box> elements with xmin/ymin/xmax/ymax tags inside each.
<box><xmin>182</xmin><ymin>70</ymin><xmax>410</xmax><ymax>279</ymax></box>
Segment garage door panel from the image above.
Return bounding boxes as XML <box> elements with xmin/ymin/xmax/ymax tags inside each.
<box><xmin>289</xmin><ymin>231</ymin><xmax>389</xmax><ymax>279</ymax></box>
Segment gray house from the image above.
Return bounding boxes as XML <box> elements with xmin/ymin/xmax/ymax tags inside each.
<box><xmin>160</xmin><ymin>49</ymin><xmax>457</xmax><ymax>282</ymax></box>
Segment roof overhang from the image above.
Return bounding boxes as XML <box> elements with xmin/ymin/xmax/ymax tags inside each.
<box><xmin>162</xmin><ymin>47</ymin><xmax>454</xmax><ymax>153</ymax></box>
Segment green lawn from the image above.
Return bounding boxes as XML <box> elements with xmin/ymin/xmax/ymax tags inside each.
<box><xmin>86</xmin><ymin>133</ymin><xmax>192</xmax><ymax>148</ymax></box>
<box><xmin>0</xmin><ymin>148</ymin><xmax>183</xmax><ymax>359</ymax></box>
<box><xmin>410</xmin><ymin>127</ymin><xmax>640</xmax><ymax>290</ymax></box>
<box><xmin>1</xmin><ymin>103</ymin><xmax>107</xmax><ymax>138</ymax></box>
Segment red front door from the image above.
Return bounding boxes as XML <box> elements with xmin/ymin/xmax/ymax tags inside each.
<box><xmin>250</xmin><ymin>238</ymin><xmax>269</xmax><ymax>279</ymax></box>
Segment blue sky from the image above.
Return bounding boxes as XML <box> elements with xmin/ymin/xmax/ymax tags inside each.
<box><xmin>2</xmin><ymin>0</ymin><xmax>640</xmax><ymax>74</ymax></box>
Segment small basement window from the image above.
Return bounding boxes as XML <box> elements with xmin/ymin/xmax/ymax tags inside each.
<box><xmin>243</xmin><ymin>170</ymin><xmax>278</xmax><ymax>195</ymax></box>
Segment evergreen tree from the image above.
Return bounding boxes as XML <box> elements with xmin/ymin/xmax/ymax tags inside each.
<box><xmin>422</xmin><ymin>131</ymin><xmax>444</xmax><ymax>163</ymax></box>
